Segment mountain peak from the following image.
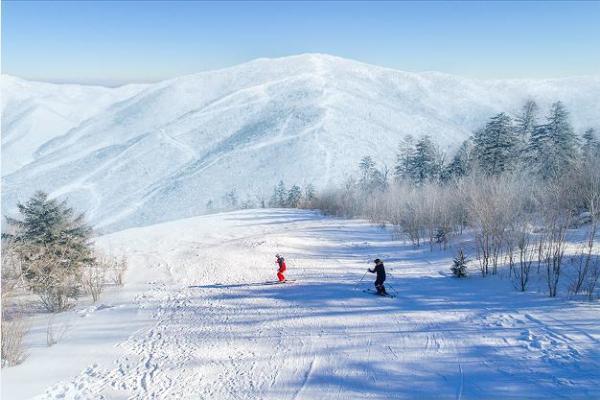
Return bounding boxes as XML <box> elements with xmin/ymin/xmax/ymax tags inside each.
<box><xmin>3</xmin><ymin>57</ymin><xmax>599</xmax><ymax>232</ymax></box>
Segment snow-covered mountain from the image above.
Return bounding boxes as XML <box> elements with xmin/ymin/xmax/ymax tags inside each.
<box><xmin>2</xmin><ymin>54</ymin><xmax>599</xmax><ymax>232</ymax></box>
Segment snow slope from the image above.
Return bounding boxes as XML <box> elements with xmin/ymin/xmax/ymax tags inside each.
<box><xmin>2</xmin><ymin>54</ymin><xmax>599</xmax><ymax>231</ymax></box>
<box><xmin>0</xmin><ymin>75</ymin><xmax>147</xmax><ymax>174</ymax></box>
<box><xmin>2</xmin><ymin>209</ymin><xmax>599</xmax><ymax>399</ymax></box>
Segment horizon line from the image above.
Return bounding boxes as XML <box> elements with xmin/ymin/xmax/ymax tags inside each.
<box><xmin>4</xmin><ymin>53</ymin><xmax>599</xmax><ymax>88</ymax></box>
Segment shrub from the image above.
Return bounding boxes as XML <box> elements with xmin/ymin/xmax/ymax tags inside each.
<box><xmin>1</xmin><ymin>314</ymin><xmax>29</xmax><ymax>366</ymax></box>
<box><xmin>451</xmin><ymin>249</ymin><xmax>469</xmax><ymax>278</ymax></box>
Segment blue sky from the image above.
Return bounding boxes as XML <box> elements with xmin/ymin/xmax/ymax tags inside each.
<box><xmin>2</xmin><ymin>1</ymin><xmax>599</xmax><ymax>85</ymax></box>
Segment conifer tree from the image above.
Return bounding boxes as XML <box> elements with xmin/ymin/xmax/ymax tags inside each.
<box><xmin>394</xmin><ymin>134</ymin><xmax>415</xmax><ymax>181</ymax></box>
<box><xmin>304</xmin><ymin>184</ymin><xmax>316</xmax><ymax>202</ymax></box>
<box><xmin>514</xmin><ymin>100</ymin><xmax>538</xmax><ymax>156</ymax></box>
<box><xmin>451</xmin><ymin>248</ymin><xmax>469</xmax><ymax>278</ymax></box>
<box><xmin>409</xmin><ymin>136</ymin><xmax>443</xmax><ymax>184</ymax></box>
<box><xmin>445</xmin><ymin>140</ymin><xmax>473</xmax><ymax>180</ymax></box>
<box><xmin>3</xmin><ymin>191</ymin><xmax>94</xmax><ymax>311</ymax></box>
<box><xmin>286</xmin><ymin>185</ymin><xmax>303</xmax><ymax>208</ymax></box>
<box><xmin>582</xmin><ymin>128</ymin><xmax>599</xmax><ymax>160</ymax></box>
<box><xmin>359</xmin><ymin>156</ymin><xmax>377</xmax><ymax>192</ymax></box>
<box><xmin>270</xmin><ymin>181</ymin><xmax>288</xmax><ymax>207</ymax></box>
<box><xmin>473</xmin><ymin>113</ymin><xmax>516</xmax><ymax>175</ymax></box>
<box><xmin>527</xmin><ymin>102</ymin><xmax>578</xmax><ymax>178</ymax></box>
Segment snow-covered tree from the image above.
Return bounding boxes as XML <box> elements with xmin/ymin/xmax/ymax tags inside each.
<box><xmin>445</xmin><ymin>140</ymin><xmax>473</xmax><ymax>180</ymax></box>
<box><xmin>224</xmin><ymin>189</ymin><xmax>238</xmax><ymax>208</ymax></box>
<box><xmin>514</xmin><ymin>100</ymin><xmax>538</xmax><ymax>156</ymax></box>
<box><xmin>3</xmin><ymin>191</ymin><xmax>94</xmax><ymax>311</ymax></box>
<box><xmin>304</xmin><ymin>184</ymin><xmax>316</xmax><ymax>202</ymax></box>
<box><xmin>372</xmin><ymin>165</ymin><xmax>390</xmax><ymax>192</ymax></box>
<box><xmin>358</xmin><ymin>155</ymin><xmax>388</xmax><ymax>193</ymax></box>
<box><xmin>394</xmin><ymin>134</ymin><xmax>415</xmax><ymax>181</ymax></box>
<box><xmin>473</xmin><ymin>113</ymin><xmax>516</xmax><ymax>176</ymax></box>
<box><xmin>527</xmin><ymin>102</ymin><xmax>578</xmax><ymax>178</ymax></box>
<box><xmin>359</xmin><ymin>156</ymin><xmax>376</xmax><ymax>188</ymax></box>
<box><xmin>270</xmin><ymin>181</ymin><xmax>288</xmax><ymax>207</ymax></box>
<box><xmin>582</xmin><ymin>128</ymin><xmax>600</xmax><ymax>160</ymax></box>
<box><xmin>408</xmin><ymin>136</ymin><xmax>443</xmax><ymax>184</ymax></box>
<box><xmin>548</xmin><ymin>101</ymin><xmax>579</xmax><ymax>171</ymax></box>
<box><xmin>286</xmin><ymin>185</ymin><xmax>303</xmax><ymax>208</ymax></box>
<box><xmin>451</xmin><ymin>248</ymin><xmax>468</xmax><ymax>277</ymax></box>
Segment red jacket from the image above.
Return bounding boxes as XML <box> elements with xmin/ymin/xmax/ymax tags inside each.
<box><xmin>276</xmin><ymin>258</ymin><xmax>287</xmax><ymax>272</ymax></box>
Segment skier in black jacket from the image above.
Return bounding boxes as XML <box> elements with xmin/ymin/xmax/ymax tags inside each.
<box><xmin>368</xmin><ymin>258</ymin><xmax>387</xmax><ymax>295</ymax></box>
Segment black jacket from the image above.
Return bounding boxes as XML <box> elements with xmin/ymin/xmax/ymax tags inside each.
<box><xmin>369</xmin><ymin>263</ymin><xmax>386</xmax><ymax>282</ymax></box>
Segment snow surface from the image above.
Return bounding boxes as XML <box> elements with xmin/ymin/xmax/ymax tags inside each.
<box><xmin>2</xmin><ymin>54</ymin><xmax>600</xmax><ymax>232</ymax></box>
<box><xmin>3</xmin><ymin>209</ymin><xmax>599</xmax><ymax>399</ymax></box>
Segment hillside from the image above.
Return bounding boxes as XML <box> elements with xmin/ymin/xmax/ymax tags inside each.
<box><xmin>2</xmin><ymin>209</ymin><xmax>599</xmax><ymax>399</ymax></box>
<box><xmin>2</xmin><ymin>54</ymin><xmax>599</xmax><ymax>232</ymax></box>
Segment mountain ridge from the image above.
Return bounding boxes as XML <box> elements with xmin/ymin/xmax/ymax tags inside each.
<box><xmin>2</xmin><ymin>54</ymin><xmax>599</xmax><ymax>232</ymax></box>
<box><xmin>5</xmin><ymin>53</ymin><xmax>600</xmax><ymax>87</ymax></box>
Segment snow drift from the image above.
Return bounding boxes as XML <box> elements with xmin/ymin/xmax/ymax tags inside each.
<box><xmin>2</xmin><ymin>54</ymin><xmax>599</xmax><ymax>232</ymax></box>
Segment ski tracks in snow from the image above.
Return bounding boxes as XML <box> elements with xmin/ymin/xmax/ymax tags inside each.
<box><xmin>27</xmin><ymin>210</ymin><xmax>600</xmax><ymax>400</ymax></box>
<box><xmin>36</xmin><ymin>282</ymin><xmax>200</xmax><ymax>400</ymax></box>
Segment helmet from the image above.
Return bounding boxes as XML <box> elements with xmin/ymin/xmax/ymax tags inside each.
<box><xmin>373</xmin><ymin>258</ymin><xmax>382</xmax><ymax>264</ymax></box>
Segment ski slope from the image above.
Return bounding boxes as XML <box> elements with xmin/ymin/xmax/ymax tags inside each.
<box><xmin>3</xmin><ymin>54</ymin><xmax>600</xmax><ymax>232</ymax></box>
<box><xmin>3</xmin><ymin>209</ymin><xmax>599</xmax><ymax>399</ymax></box>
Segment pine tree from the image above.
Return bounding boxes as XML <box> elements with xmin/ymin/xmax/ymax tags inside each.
<box><xmin>394</xmin><ymin>134</ymin><xmax>415</xmax><ymax>181</ymax></box>
<box><xmin>527</xmin><ymin>102</ymin><xmax>578</xmax><ymax>178</ymax></box>
<box><xmin>409</xmin><ymin>136</ymin><xmax>442</xmax><ymax>184</ymax></box>
<box><xmin>270</xmin><ymin>181</ymin><xmax>287</xmax><ymax>207</ymax></box>
<box><xmin>374</xmin><ymin>165</ymin><xmax>390</xmax><ymax>191</ymax></box>
<box><xmin>286</xmin><ymin>185</ymin><xmax>302</xmax><ymax>208</ymax></box>
<box><xmin>359</xmin><ymin>156</ymin><xmax>378</xmax><ymax>193</ymax></box>
<box><xmin>445</xmin><ymin>140</ymin><xmax>473</xmax><ymax>180</ymax></box>
<box><xmin>223</xmin><ymin>189</ymin><xmax>238</xmax><ymax>208</ymax></box>
<box><xmin>359</xmin><ymin>156</ymin><xmax>375</xmax><ymax>182</ymax></box>
<box><xmin>304</xmin><ymin>184</ymin><xmax>316</xmax><ymax>202</ymax></box>
<box><xmin>548</xmin><ymin>101</ymin><xmax>578</xmax><ymax>174</ymax></box>
<box><xmin>527</xmin><ymin>123</ymin><xmax>551</xmax><ymax>175</ymax></box>
<box><xmin>582</xmin><ymin>128</ymin><xmax>599</xmax><ymax>160</ymax></box>
<box><xmin>3</xmin><ymin>191</ymin><xmax>94</xmax><ymax>311</ymax></box>
<box><xmin>514</xmin><ymin>100</ymin><xmax>538</xmax><ymax>157</ymax></box>
<box><xmin>451</xmin><ymin>248</ymin><xmax>469</xmax><ymax>278</ymax></box>
<box><xmin>473</xmin><ymin>113</ymin><xmax>516</xmax><ymax>176</ymax></box>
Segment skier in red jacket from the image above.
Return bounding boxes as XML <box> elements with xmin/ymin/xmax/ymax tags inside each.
<box><xmin>275</xmin><ymin>254</ymin><xmax>287</xmax><ymax>282</ymax></box>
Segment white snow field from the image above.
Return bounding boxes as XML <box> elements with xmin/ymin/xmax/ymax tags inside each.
<box><xmin>2</xmin><ymin>209</ymin><xmax>599</xmax><ymax>399</ymax></box>
<box><xmin>2</xmin><ymin>54</ymin><xmax>600</xmax><ymax>232</ymax></box>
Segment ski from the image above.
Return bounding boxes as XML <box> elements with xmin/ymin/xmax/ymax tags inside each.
<box><xmin>263</xmin><ymin>280</ymin><xmax>296</xmax><ymax>285</ymax></box>
<box><xmin>362</xmin><ymin>289</ymin><xmax>396</xmax><ymax>298</ymax></box>
<box><xmin>212</xmin><ymin>280</ymin><xmax>297</xmax><ymax>287</ymax></box>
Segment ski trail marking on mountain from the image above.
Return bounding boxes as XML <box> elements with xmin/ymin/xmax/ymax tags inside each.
<box><xmin>293</xmin><ymin>357</ymin><xmax>318</xmax><ymax>400</ymax></box>
<box><xmin>456</xmin><ymin>361</ymin><xmax>464</xmax><ymax>400</ymax></box>
<box><xmin>159</xmin><ymin>128</ymin><xmax>197</xmax><ymax>161</ymax></box>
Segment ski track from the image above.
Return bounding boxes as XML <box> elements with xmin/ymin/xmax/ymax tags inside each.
<box><xmin>11</xmin><ymin>209</ymin><xmax>600</xmax><ymax>400</ymax></box>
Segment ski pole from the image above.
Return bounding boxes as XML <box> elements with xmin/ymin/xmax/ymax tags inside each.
<box><xmin>354</xmin><ymin>268</ymin><xmax>369</xmax><ymax>288</ymax></box>
<box><xmin>386</xmin><ymin>282</ymin><xmax>399</xmax><ymax>297</ymax></box>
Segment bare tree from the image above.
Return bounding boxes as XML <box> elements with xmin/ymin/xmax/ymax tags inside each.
<box><xmin>111</xmin><ymin>256</ymin><xmax>128</xmax><ymax>286</ymax></box>
<box><xmin>81</xmin><ymin>263</ymin><xmax>106</xmax><ymax>302</ymax></box>
<box><xmin>1</xmin><ymin>312</ymin><xmax>28</xmax><ymax>366</ymax></box>
<box><xmin>537</xmin><ymin>180</ymin><xmax>575</xmax><ymax>297</ymax></box>
<box><xmin>570</xmin><ymin>157</ymin><xmax>600</xmax><ymax>295</ymax></box>
<box><xmin>1</xmin><ymin>244</ymin><xmax>29</xmax><ymax>366</ymax></box>
<box><xmin>585</xmin><ymin>255</ymin><xmax>600</xmax><ymax>300</ymax></box>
